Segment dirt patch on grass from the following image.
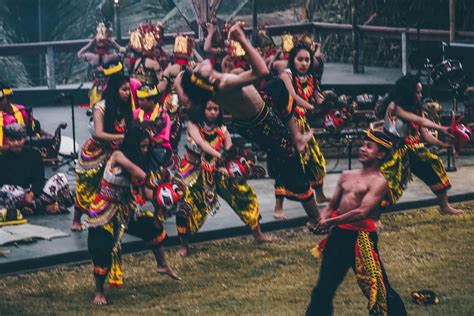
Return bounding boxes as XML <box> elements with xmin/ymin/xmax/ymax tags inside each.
<box><xmin>1</xmin><ymin>203</ymin><xmax>473</xmax><ymax>315</ymax></box>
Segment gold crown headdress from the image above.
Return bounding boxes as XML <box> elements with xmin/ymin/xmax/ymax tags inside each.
<box><xmin>0</xmin><ymin>88</ymin><xmax>13</xmax><ymax>98</ymax></box>
<box><xmin>229</xmin><ymin>40</ymin><xmax>246</xmax><ymax>57</ymax></box>
<box><xmin>173</xmin><ymin>34</ymin><xmax>194</xmax><ymax>59</ymax></box>
<box><xmin>129</xmin><ymin>23</ymin><xmax>164</xmax><ymax>54</ymax></box>
<box><xmin>281</xmin><ymin>33</ymin><xmax>295</xmax><ymax>54</ymax></box>
<box><xmin>103</xmin><ymin>62</ymin><xmax>123</xmax><ymax>76</ymax></box>
<box><xmin>137</xmin><ymin>86</ymin><xmax>159</xmax><ymax>99</ymax></box>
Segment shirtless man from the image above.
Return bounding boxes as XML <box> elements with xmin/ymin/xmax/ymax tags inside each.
<box><xmin>306</xmin><ymin>130</ymin><xmax>406</xmax><ymax>316</ymax></box>
<box><xmin>175</xmin><ymin>22</ymin><xmax>320</xmax><ymax>225</ymax></box>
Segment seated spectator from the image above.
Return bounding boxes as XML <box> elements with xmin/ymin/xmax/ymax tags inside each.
<box><xmin>0</xmin><ymin>83</ymin><xmax>45</xmax><ymax>151</ymax></box>
<box><xmin>0</xmin><ymin>124</ymin><xmax>73</xmax><ymax>216</ymax></box>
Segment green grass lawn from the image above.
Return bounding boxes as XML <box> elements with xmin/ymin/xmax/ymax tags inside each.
<box><xmin>1</xmin><ymin>202</ymin><xmax>474</xmax><ymax>315</ymax></box>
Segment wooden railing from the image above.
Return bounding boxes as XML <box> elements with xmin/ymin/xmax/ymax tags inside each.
<box><xmin>1</xmin><ymin>21</ymin><xmax>473</xmax><ymax>89</ymax></box>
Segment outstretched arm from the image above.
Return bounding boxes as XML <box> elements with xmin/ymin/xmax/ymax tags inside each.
<box><xmin>203</xmin><ymin>23</ymin><xmax>223</xmax><ymax>55</ymax></box>
<box><xmin>395</xmin><ymin>104</ymin><xmax>452</xmax><ymax>136</ymax></box>
<box><xmin>219</xmin><ymin>23</ymin><xmax>269</xmax><ymax>92</ymax></box>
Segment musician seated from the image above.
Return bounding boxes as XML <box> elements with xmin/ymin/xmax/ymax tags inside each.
<box><xmin>0</xmin><ymin>83</ymin><xmax>43</xmax><ymax>151</ymax></box>
<box><xmin>0</xmin><ymin>124</ymin><xmax>73</xmax><ymax>216</ymax></box>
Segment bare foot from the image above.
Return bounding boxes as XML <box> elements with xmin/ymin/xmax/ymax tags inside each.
<box><xmin>296</xmin><ymin>131</ymin><xmax>313</xmax><ymax>153</ymax></box>
<box><xmin>439</xmin><ymin>205</ymin><xmax>464</xmax><ymax>216</ymax></box>
<box><xmin>255</xmin><ymin>234</ymin><xmax>275</xmax><ymax>243</ymax></box>
<box><xmin>93</xmin><ymin>292</ymin><xmax>107</xmax><ymax>305</ymax></box>
<box><xmin>71</xmin><ymin>221</ymin><xmax>84</xmax><ymax>232</ymax></box>
<box><xmin>157</xmin><ymin>265</ymin><xmax>182</xmax><ymax>281</ymax></box>
<box><xmin>273</xmin><ymin>208</ymin><xmax>287</xmax><ymax>220</ymax></box>
<box><xmin>176</xmin><ymin>247</ymin><xmax>188</xmax><ymax>257</ymax></box>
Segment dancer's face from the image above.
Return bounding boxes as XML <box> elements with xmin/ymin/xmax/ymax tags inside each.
<box><xmin>294</xmin><ymin>49</ymin><xmax>311</xmax><ymax>75</ymax></box>
<box><xmin>139</xmin><ymin>137</ymin><xmax>150</xmax><ymax>155</ymax></box>
<box><xmin>205</xmin><ymin>101</ymin><xmax>220</xmax><ymax>123</ymax></box>
<box><xmin>359</xmin><ymin>140</ymin><xmax>385</xmax><ymax>165</ymax></box>
<box><xmin>0</xmin><ymin>95</ymin><xmax>9</xmax><ymax>108</ymax></box>
<box><xmin>415</xmin><ymin>82</ymin><xmax>423</xmax><ymax>103</ymax></box>
<box><xmin>118</xmin><ymin>82</ymin><xmax>131</xmax><ymax>102</ymax></box>
<box><xmin>7</xmin><ymin>137</ymin><xmax>26</xmax><ymax>153</ymax></box>
<box><xmin>138</xmin><ymin>97</ymin><xmax>154</xmax><ymax>112</ymax></box>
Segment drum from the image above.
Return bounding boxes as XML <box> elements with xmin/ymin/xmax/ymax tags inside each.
<box><xmin>430</xmin><ymin>59</ymin><xmax>465</xmax><ymax>91</ymax></box>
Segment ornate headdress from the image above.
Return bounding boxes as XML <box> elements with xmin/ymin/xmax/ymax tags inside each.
<box><xmin>96</xmin><ymin>22</ymin><xmax>112</xmax><ymax>43</ymax></box>
<box><xmin>173</xmin><ymin>34</ymin><xmax>194</xmax><ymax>64</ymax></box>
<box><xmin>103</xmin><ymin>62</ymin><xmax>123</xmax><ymax>76</ymax></box>
<box><xmin>129</xmin><ymin>23</ymin><xmax>164</xmax><ymax>54</ymax></box>
<box><xmin>0</xmin><ymin>87</ymin><xmax>13</xmax><ymax>98</ymax></box>
<box><xmin>190</xmin><ymin>73</ymin><xmax>215</xmax><ymax>93</ymax></box>
<box><xmin>364</xmin><ymin>129</ymin><xmax>393</xmax><ymax>149</ymax></box>
<box><xmin>229</xmin><ymin>40</ymin><xmax>246</xmax><ymax>58</ymax></box>
<box><xmin>281</xmin><ymin>33</ymin><xmax>295</xmax><ymax>56</ymax></box>
<box><xmin>137</xmin><ymin>85</ymin><xmax>159</xmax><ymax>99</ymax></box>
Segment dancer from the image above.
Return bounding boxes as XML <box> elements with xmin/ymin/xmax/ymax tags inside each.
<box><xmin>157</xmin><ymin>34</ymin><xmax>196</xmax><ymax>153</ymax></box>
<box><xmin>87</xmin><ymin>126</ymin><xmax>180</xmax><ymax>305</ymax></box>
<box><xmin>175</xmin><ymin>22</ymin><xmax>320</xmax><ymax>225</ymax></box>
<box><xmin>306</xmin><ymin>130</ymin><xmax>407</xmax><ymax>316</ymax></box>
<box><xmin>274</xmin><ymin>42</ymin><xmax>328</xmax><ymax>220</ymax></box>
<box><xmin>134</xmin><ymin>85</ymin><xmax>172</xmax><ymax>165</ymax></box>
<box><xmin>175</xmin><ymin>101</ymin><xmax>271</xmax><ymax>256</ymax></box>
<box><xmin>129</xmin><ymin>23</ymin><xmax>165</xmax><ymax>87</ymax></box>
<box><xmin>77</xmin><ymin>22</ymin><xmax>125</xmax><ymax>107</ymax></box>
<box><xmin>72</xmin><ymin>71</ymin><xmax>132</xmax><ymax>231</ymax></box>
<box><xmin>381</xmin><ymin>74</ymin><xmax>462</xmax><ymax>215</ymax></box>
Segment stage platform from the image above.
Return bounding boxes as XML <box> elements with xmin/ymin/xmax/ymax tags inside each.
<box><xmin>1</xmin><ymin>157</ymin><xmax>473</xmax><ymax>276</ymax></box>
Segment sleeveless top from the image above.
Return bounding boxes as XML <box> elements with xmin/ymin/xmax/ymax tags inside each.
<box><xmin>98</xmin><ymin>160</ymin><xmax>131</xmax><ymax>202</ymax></box>
<box><xmin>383</xmin><ymin>103</ymin><xmax>409</xmax><ymax>138</ymax></box>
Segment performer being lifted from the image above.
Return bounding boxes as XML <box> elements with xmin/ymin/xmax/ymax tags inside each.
<box><xmin>174</xmin><ymin>22</ymin><xmax>321</xmax><ymax>227</ymax></box>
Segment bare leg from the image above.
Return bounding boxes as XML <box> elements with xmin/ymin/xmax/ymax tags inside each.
<box><xmin>437</xmin><ymin>191</ymin><xmax>463</xmax><ymax>215</ymax></box>
<box><xmin>273</xmin><ymin>196</ymin><xmax>287</xmax><ymax>220</ymax></box>
<box><xmin>152</xmin><ymin>245</ymin><xmax>182</xmax><ymax>281</ymax></box>
<box><xmin>288</xmin><ymin>117</ymin><xmax>312</xmax><ymax>153</ymax></box>
<box><xmin>71</xmin><ymin>208</ymin><xmax>84</xmax><ymax>231</ymax></box>
<box><xmin>301</xmin><ymin>194</ymin><xmax>320</xmax><ymax>224</ymax></box>
<box><xmin>315</xmin><ymin>186</ymin><xmax>329</xmax><ymax>204</ymax></box>
<box><xmin>93</xmin><ymin>276</ymin><xmax>107</xmax><ymax>305</ymax></box>
<box><xmin>251</xmin><ymin>223</ymin><xmax>274</xmax><ymax>243</ymax></box>
<box><xmin>176</xmin><ymin>236</ymin><xmax>189</xmax><ymax>257</ymax></box>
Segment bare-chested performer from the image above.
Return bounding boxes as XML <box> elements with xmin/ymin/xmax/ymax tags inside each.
<box><xmin>305</xmin><ymin>130</ymin><xmax>406</xmax><ymax>316</ymax></box>
<box><xmin>174</xmin><ymin>22</ymin><xmax>320</xmax><ymax>224</ymax></box>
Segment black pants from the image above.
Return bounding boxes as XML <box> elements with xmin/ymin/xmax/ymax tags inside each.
<box><xmin>88</xmin><ymin>216</ymin><xmax>165</xmax><ymax>271</ymax></box>
<box><xmin>306</xmin><ymin>228</ymin><xmax>406</xmax><ymax>316</ymax></box>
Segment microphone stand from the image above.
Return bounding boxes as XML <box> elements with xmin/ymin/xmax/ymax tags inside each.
<box><xmin>53</xmin><ymin>82</ymin><xmax>83</xmax><ymax>171</ymax></box>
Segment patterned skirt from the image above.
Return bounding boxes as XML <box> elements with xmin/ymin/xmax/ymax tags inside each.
<box><xmin>75</xmin><ymin>138</ymin><xmax>111</xmax><ymax>213</ymax></box>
